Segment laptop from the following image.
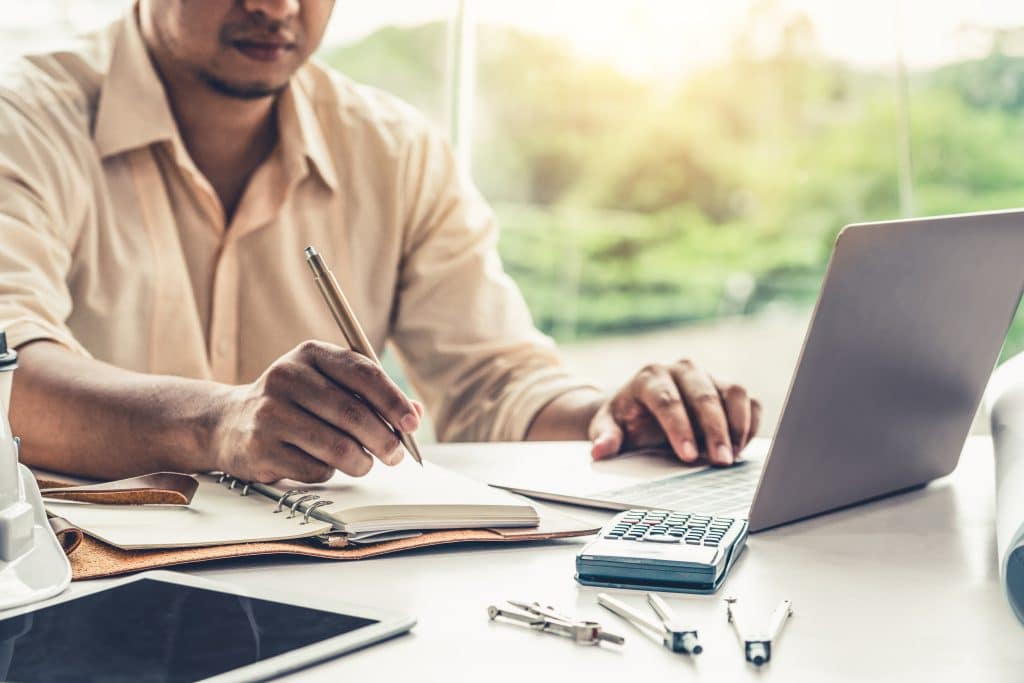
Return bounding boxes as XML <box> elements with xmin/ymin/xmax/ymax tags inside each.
<box><xmin>494</xmin><ymin>210</ymin><xmax>1024</xmax><ymax>532</ymax></box>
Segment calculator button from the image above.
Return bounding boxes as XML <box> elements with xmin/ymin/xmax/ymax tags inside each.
<box><xmin>684</xmin><ymin>539</ymin><xmax>701</xmax><ymax>545</ymax></box>
<box><xmin>704</xmin><ymin>540</ymin><xmax>719</xmax><ymax>547</ymax></box>
<box><xmin>645</xmin><ymin>533</ymin><xmax>681</xmax><ymax>543</ymax></box>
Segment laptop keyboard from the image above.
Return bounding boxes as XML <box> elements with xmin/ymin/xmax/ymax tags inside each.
<box><xmin>590</xmin><ymin>460</ymin><xmax>762</xmax><ymax>518</ymax></box>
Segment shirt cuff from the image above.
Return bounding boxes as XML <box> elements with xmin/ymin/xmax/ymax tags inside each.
<box><xmin>487</xmin><ymin>368</ymin><xmax>603</xmax><ymax>442</ymax></box>
<box><xmin>2</xmin><ymin>318</ymin><xmax>90</xmax><ymax>357</ymax></box>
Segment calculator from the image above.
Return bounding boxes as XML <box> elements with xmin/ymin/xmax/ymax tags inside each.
<box><xmin>575</xmin><ymin>509</ymin><xmax>748</xmax><ymax>594</ymax></box>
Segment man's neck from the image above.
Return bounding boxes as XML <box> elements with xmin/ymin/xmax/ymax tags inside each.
<box><xmin>163</xmin><ymin>81</ymin><xmax>279</xmax><ymax>223</ymax></box>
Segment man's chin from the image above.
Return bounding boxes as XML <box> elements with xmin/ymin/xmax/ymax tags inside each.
<box><xmin>199</xmin><ymin>72</ymin><xmax>288</xmax><ymax>100</ymax></box>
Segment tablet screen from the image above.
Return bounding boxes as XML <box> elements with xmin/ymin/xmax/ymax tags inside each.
<box><xmin>0</xmin><ymin>578</ymin><xmax>379</xmax><ymax>682</ymax></box>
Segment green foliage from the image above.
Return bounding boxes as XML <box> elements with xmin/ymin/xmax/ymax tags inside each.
<box><xmin>319</xmin><ymin>23</ymin><xmax>448</xmax><ymax>124</ymax></box>
<box><xmin>322</xmin><ymin>16</ymin><xmax>1024</xmax><ymax>358</ymax></box>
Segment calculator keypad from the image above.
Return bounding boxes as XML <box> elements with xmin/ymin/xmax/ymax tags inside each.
<box><xmin>602</xmin><ymin>509</ymin><xmax>736</xmax><ymax>548</ymax></box>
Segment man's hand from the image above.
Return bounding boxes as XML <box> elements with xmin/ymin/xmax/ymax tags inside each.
<box><xmin>588</xmin><ymin>359</ymin><xmax>760</xmax><ymax>466</ymax></box>
<box><xmin>209</xmin><ymin>341</ymin><xmax>422</xmax><ymax>483</ymax></box>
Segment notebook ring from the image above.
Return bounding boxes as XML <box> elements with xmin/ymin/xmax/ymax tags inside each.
<box><xmin>287</xmin><ymin>494</ymin><xmax>320</xmax><ymax>518</ymax></box>
<box><xmin>301</xmin><ymin>499</ymin><xmax>333</xmax><ymax>524</ymax></box>
<box><xmin>229</xmin><ymin>479</ymin><xmax>238</xmax><ymax>490</ymax></box>
<box><xmin>274</xmin><ymin>489</ymin><xmax>306</xmax><ymax>513</ymax></box>
<box><xmin>217</xmin><ymin>473</ymin><xmax>230</xmax><ymax>484</ymax></box>
<box><xmin>240</xmin><ymin>483</ymin><xmax>251</xmax><ymax>496</ymax></box>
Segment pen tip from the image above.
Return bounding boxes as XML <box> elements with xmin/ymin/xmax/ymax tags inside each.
<box><xmin>304</xmin><ymin>246</ymin><xmax>318</xmax><ymax>259</ymax></box>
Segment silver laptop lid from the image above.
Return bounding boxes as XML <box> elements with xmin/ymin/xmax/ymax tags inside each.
<box><xmin>749</xmin><ymin>210</ymin><xmax>1024</xmax><ymax>532</ymax></box>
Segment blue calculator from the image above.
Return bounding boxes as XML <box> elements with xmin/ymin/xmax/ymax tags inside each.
<box><xmin>575</xmin><ymin>509</ymin><xmax>748</xmax><ymax>594</ymax></box>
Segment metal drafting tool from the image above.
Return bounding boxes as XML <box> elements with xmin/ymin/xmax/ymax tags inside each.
<box><xmin>596</xmin><ymin>592</ymin><xmax>702</xmax><ymax>654</ymax></box>
<box><xmin>487</xmin><ymin>601</ymin><xmax>625</xmax><ymax>646</ymax></box>
<box><xmin>725</xmin><ymin>596</ymin><xmax>793</xmax><ymax>666</ymax></box>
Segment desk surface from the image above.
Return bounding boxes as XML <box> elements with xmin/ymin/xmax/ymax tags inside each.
<box><xmin>64</xmin><ymin>438</ymin><xmax>1024</xmax><ymax>680</ymax></box>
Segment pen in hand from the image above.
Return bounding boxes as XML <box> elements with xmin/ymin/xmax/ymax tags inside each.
<box><xmin>304</xmin><ymin>245</ymin><xmax>425</xmax><ymax>466</ymax></box>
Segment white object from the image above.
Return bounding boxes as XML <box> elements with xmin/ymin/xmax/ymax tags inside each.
<box><xmin>0</xmin><ymin>333</ymin><xmax>71</xmax><ymax>611</ymax></box>
<box><xmin>0</xmin><ymin>570</ymin><xmax>414</xmax><ymax>682</ymax></box>
<box><xmin>987</xmin><ymin>352</ymin><xmax>1024</xmax><ymax>623</ymax></box>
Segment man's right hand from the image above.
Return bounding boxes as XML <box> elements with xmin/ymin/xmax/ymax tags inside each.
<box><xmin>208</xmin><ymin>341</ymin><xmax>421</xmax><ymax>484</ymax></box>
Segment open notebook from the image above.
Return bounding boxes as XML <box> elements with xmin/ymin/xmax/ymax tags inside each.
<box><xmin>43</xmin><ymin>460</ymin><xmax>539</xmax><ymax>550</ymax></box>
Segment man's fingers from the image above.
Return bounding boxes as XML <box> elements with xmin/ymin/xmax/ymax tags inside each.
<box><xmin>256</xmin><ymin>443</ymin><xmax>335</xmax><ymax>484</ymax></box>
<box><xmin>716</xmin><ymin>380</ymin><xmax>752</xmax><ymax>454</ymax></box>
<box><xmin>265</xmin><ymin>356</ymin><xmax>404</xmax><ymax>464</ymax></box>
<box><xmin>279</xmin><ymin>408</ymin><xmax>378</xmax><ymax>477</ymax></box>
<box><xmin>588</xmin><ymin>404</ymin><xmax>624</xmax><ymax>460</ymax></box>
<box><xmin>279</xmin><ymin>403</ymin><xmax>391</xmax><ymax>475</ymax></box>
<box><xmin>636</xmin><ymin>369</ymin><xmax>699</xmax><ymax>463</ymax></box>
<box><xmin>297</xmin><ymin>341</ymin><xmax>420</xmax><ymax>434</ymax></box>
<box><xmin>749</xmin><ymin>398</ymin><xmax>762</xmax><ymax>445</ymax></box>
<box><xmin>671</xmin><ymin>363</ymin><xmax>733</xmax><ymax>466</ymax></box>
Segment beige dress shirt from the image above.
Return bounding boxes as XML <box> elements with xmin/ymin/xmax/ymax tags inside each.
<box><xmin>0</xmin><ymin>12</ymin><xmax>592</xmax><ymax>442</ymax></box>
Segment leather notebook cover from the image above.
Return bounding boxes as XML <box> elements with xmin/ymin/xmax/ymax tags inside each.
<box><xmin>58</xmin><ymin>503</ymin><xmax>597</xmax><ymax>580</ymax></box>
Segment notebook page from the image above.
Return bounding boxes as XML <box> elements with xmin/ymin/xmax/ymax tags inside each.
<box><xmin>265</xmin><ymin>459</ymin><xmax>538</xmax><ymax>534</ymax></box>
<box><xmin>44</xmin><ymin>476</ymin><xmax>332</xmax><ymax>550</ymax></box>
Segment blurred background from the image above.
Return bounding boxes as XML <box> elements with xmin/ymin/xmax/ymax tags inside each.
<box><xmin>5</xmin><ymin>0</ymin><xmax>1024</xmax><ymax>437</ymax></box>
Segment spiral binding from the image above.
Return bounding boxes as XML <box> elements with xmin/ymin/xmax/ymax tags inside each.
<box><xmin>215</xmin><ymin>474</ymin><xmax>335</xmax><ymax>525</ymax></box>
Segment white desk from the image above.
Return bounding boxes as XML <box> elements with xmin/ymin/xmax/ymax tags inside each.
<box><xmin>58</xmin><ymin>438</ymin><xmax>1024</xmax><ymax>680</ymax></box>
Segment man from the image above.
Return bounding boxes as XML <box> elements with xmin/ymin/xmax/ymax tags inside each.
<box><xmin>0</xmin><ymin>0</ymin><xmax>760</xmax><ymax>484</ymax></box>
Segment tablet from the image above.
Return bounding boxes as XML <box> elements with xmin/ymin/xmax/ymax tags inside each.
<box><xmin>0</xmin><ymin>570</ymin><xmax>415</xmax><ymax>682</ymax></box>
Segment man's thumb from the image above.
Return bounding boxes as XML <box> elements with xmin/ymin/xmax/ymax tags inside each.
<box><xmin>589</xmin><ymin>410</ymin><xmax>624</xmax><ymax>460</ymax></box>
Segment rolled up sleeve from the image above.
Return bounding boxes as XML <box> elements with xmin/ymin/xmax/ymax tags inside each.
<box><xmin>0</xmin><ymin>93</ymin><xmax>89</xmax><ymax>356</ymax></box>
<box><xmin>390</xmin><ymin>126</ymin><xmax>596</xmax><ymax>442</ymax></box>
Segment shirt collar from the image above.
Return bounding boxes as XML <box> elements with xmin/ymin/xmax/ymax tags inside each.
<box><xmin>93</xmin><ymin>10</ymin><xmax>339</xmax><ymax>195</ymax></box>
<box><xmin>277</xmin><ymin>72</ymin><xmax>340</xmax><ymax>193</ymax></box>
<box><xmin>92</xmin><ymin>10</ymin><xmax>179</xmax><ymax>158</ymax></box>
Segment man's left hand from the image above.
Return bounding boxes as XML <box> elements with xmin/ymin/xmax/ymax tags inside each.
<box><xmin>588</xmin><ymin>359</ymin><xmax>760</xmax><ymax>466</ymax></box>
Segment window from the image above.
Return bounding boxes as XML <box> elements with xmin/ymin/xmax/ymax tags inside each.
<box><xmin>7</xmin><ymin>1</ymin><xmax>1024</xmax><ymax>436</ymax></box>
<box><xmin>462</xmin><ymin>1</ymin><xmax>1024</xmax><ymax>432</ymax></box>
